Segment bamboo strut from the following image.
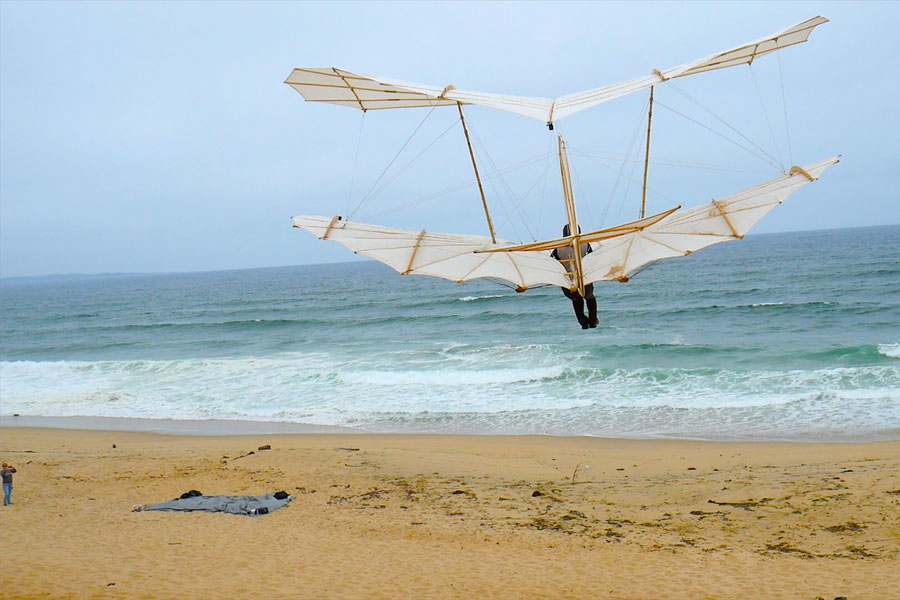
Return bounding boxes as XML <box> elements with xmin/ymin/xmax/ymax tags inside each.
<box><xmin>572</xmin><ymin>246</ymin><xmax>585</xmax><ymax>296</ymax></box>
<box><xmin>458</xmin><ymin>102</ymin><xmax>497</xmax><ymax>244</ymax></box>
<box><xmin>641</xmin><ymin>86</ymin><xmax>655</xmax><ymax>219</ymax></box>
<box><xmin>402</xmin><ymin>229</ymin><xmax>427</xmax><ymax>274</ymax></box>
<box><xmin>712</xmin><ymin>200</ymin><xmax>743</xmax><ymax>239</ymax></box>
<box><xmin>320</xmin><ymin>215</ymin><xmax>342</xmax><ymax>240</ymax></box>
<box><xmin>506</xmin><ymin>254</ymin><xmax>527</xmax><ymax>290</ymax></box>
<box><xmin>333</xmin><ymin>68</ymin><xmax>366</xmax><ymax>112</ymax></box>
<box><xmin>557</xmin><ymin>136</ymin><xmax>584</xmax><ymax>296</ymax></box>
<box><xmin>475</xmin><ymin>205</ymin><xmax>679</xmax><ymax>253</ymax></box>
<box><xmin>789</xmin><ymin>165</ymin><xmax>815</xmax><ymax>181</ymax></box>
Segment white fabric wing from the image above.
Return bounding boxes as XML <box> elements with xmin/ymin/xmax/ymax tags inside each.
<box><xmin>293</xmin><ymin>157</ymin><xmax>838</xmax><ymax>289</ymax></box>
<box><xmin>290</xmin><ymin>217</ymin><xmax>571</xmax><ymax>289</ymax></box>
<box><xmin>553</xmin><ymin>16</ymin><xmax>828</xmax><ymax>121</ymax></box>
<box><xmin>581</xmin><ymin>156</ymin><xmax>840</xmax><ymax>283</ymax></box>
<box><xmin>285</xmin><ymin>16</ymin><xmax>827</xmax><ymax>125</ymax></box>
<box><xmin>284</xmin><ymin>68</ymin><xmax>553</xmax><ymax>121</ymax></box>
<box><xmin>284</xmin><ymin>68</ymin><xmax>461</xmax><ymax>110</ymax></box>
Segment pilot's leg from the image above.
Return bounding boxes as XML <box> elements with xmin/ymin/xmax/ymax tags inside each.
<box><xmin>584</xmin><ymin>284</ymin><xmax>598</xmax><ymax>328</ymax></box>
<box><xmin>562</xmin><ymin>288</ymin><xmax>589</xmax><ymax>329</ymax></box>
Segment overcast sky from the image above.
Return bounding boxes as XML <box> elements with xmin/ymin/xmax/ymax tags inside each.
<box><xmin>1</xmin><ymin>0</ymin><xmax>897</xmax><ymax>278</ymax></box>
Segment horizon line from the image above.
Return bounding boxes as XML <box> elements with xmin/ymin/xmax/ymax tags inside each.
<box><xmin>2</xmin><ymin>222</ymin><xmax>896</xmax><ymax>283</ymax></box>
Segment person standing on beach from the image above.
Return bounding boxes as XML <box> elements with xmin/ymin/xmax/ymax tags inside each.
<box><xmin>2</xmin><ymin>462</ymin><xmax>16</xmax><ymax>506</ymax></box>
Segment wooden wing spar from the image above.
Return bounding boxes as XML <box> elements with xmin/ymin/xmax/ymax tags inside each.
<box><xmin>292</xmin><ymin>156</ymin><xmax>840</xmax><ymax>292</ymax></box>
<box><xmin>285</xmin><ymin>16</ymin><xmax>828</xmax><ymax>128</ymax></box>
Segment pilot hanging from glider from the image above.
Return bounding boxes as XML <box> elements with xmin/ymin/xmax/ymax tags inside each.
<box><xmin>551</xmin><ymin>224</ymin><xmax>598</xmax><ymax>329</ymax></box>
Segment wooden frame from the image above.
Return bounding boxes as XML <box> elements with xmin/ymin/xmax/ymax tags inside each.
<box><xmin>402</xmin><ymin>229</ymin><xmax>427</xmax><ymax>274</ymax></box>
<box><xmin>712</xmin><ymin>200</ymin><xmax>743</xmax><ymax>239</ymax></box>
<box><xmin>458</xmin><ymin>102</ymin><xmax>497</xmax><ymax>243</ymax></box>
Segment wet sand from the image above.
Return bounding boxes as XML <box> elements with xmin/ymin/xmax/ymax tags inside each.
<box><xmin>1</xmin><ymin>427</ymin><xmax>897</xmax><ymax>599</ymax></box>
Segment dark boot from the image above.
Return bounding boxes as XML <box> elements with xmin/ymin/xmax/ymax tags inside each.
<box><xmin>586</xmin><ymin>297</ymin><xmax>598</xmax><ymax>328</ymax></box>
<box><xmin>571</xmin><ymin>297</ymin><xmax>589</xmax><ymax>329</ymax></box>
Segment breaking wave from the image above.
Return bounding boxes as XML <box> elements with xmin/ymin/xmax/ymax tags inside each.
<box><xmin>2</xmin><ymin>354</ymin><xmax>897</xmax><ymax>438</ymax></box>
<box><xmin>878</xmin><ymin>343</ymin><xmax>900</xmax><ymax>359</ymax></box>
<box><xmin>459</xmin><ymin>294</ymin><xmax>506</xmax><ymax>302</ymax></box>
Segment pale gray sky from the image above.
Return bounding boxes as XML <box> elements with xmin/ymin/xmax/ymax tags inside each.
<box><xmin>1</xmin><ymin>1</ymin><xmax>897</xmax><ymax>277</ymax></box>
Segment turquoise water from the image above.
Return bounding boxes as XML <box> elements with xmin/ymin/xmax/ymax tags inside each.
<box><xmin>1</xmin><ymin>225</ymin><xmax>898</xmax><ymax>440</ymax></box>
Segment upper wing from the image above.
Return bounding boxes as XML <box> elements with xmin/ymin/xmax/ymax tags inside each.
<box><xmin>552</xmin><ymin>16</ymin><xmax>828</xmax><ymax>121</ymax></box>
<box><xmin>284</xmin><ymin>68</ymin><xmax>553</xmax><ymax>121</ymax></box>
<box><xmin>285</xmin><ymin>16</ymin><xmax>827</xmax><ymax>125</ymax></box>
<box><xmin>581</xmin><ymin>156</ymin><xmax>840</xmax><ymax>283</ymax></box>
<box><xmin>291</xmin><ymin>217</ymin><xmax>571</xmax><ymax>289</ymax></box>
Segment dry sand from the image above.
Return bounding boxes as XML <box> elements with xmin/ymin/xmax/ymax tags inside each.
<box><xmin>0</xmin><ymin>427</ymin><xmax>898</xmax><ymax>599</ymax></box>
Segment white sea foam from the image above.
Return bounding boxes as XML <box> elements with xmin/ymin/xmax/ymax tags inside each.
<box><xmin>459</xmin><ymin>294</ymin><xmax>505</xmax><ymax>302</ymax></box>
<box><xmin>2</xmin><ymin>355</ymin><xmax>898</xmax><ymax>437</ymax></box>
<box><xmin>340</xmin><ymin>365</ymin><xmax>565</xmax><ymax>386</ymax></box>
<box><xmin>747</xmin><ymin>301</ymin><xmax>836</xmax><ymax>307</ymax></box>
<box><xmin>878</xmin><ymin>343</ymin><xmax>900</xmax><ymax>359</ymax></box>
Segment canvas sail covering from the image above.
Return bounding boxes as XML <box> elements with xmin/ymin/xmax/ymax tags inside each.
<box><xmin>582</xmin><ymin>156</ymin><xmax>839</xmax><ymax>282</ymax></box>
<box><xmin>290</xmin><ymin>218</ymin><xmax>572</xmax><ymax>289</ymax></box>
<box><xmin>285</xmin><ymin>16</ymin><xmax>827</xmax><ymax>125</ymax></box>
<box><xmin>283</xmin><ymin>68</ymin><xmax>553</xmax><ymax>121</ymax></box>
<box><xmin>551</xmin><ymin>15</ymin><xmax>828</xmax><ymax>121</ymax></box>
<box><xmin>292</xmin><ymin>157</ymin><xmax>839</xmax><ymax>289</ymax></box>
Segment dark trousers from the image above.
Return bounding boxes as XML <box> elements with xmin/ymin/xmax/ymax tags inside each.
<box><xmin>562</xmin><ymin>284</ymin><xmax>598</xmax><ymax>328</ymax></box>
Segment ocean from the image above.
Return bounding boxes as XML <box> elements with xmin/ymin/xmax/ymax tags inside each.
<box><xmin>1</xmin><ymin>225</ymin><xmax>898</xmax><ymax>441</ymax></box>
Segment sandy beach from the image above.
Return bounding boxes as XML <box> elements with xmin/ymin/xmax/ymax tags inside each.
<box><xmin>0</xmin><ymin>427</ymin><xmax>896</xmax><ymax>599</ymax></box>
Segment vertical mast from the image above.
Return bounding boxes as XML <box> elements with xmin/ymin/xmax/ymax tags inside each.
<box><xmin>557</xmin><ymin>135</ymin><xmax>586</xmax><ymax>297</ymax></box>
<box><xmin>640</xmin><ymin>85</ymin><xmax>655</xmax><ymax>219</ymax></box>
<box><xmin>457</xmin><ymin>102</ymin><xmax>497</xmax><ymax>244</ymax></box>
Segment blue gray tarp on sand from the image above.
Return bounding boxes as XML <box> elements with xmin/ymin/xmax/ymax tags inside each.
<box><xmin>143</xmin><ymin>493</ymin><xmax>293</xmax><ymax>516</ymax></box>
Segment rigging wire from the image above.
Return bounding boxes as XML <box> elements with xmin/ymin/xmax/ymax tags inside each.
<box><xmin>462</xmin><ymin>118</ymin><xmax>522</xmax><ymax>241</ymax></box>
<box><xmin>567</xmin><ymin>151</ymin><xmax>757</xmax><ymax>173</ymax></box>
<box><xmin>347</xmin><ymin>112</ymin><xmax>366</xmax><ymax>217</ymax></box>
<box><xmin>653</xmin><ymin>99</ymin><xmax>782</xmax><ymax>170</ymax></box>
<box><xmin>616</xmin><ymin>130</ymin><xmax>649</xmax><ymax>223</ymax></box>
<box><xmin>368</xmin><ymin>152</ymin><xmax>553</xmax><ymax>218</ymax></box>
<box><xmin>553</xmin><ymin>122</ymin><xmax>598</xmax><ymax>229</ymax></box>
<box><xmin>535</xmin><ymin>135</ymin><xmax>555</xmax><ymax>238</ymax></box>
<box><xmin>601</xmin><ymin>96</ymin><xmax>650</xmax><ymax>228</ymax></box>
<box><xmin>571</xmin><ymin>147</ymin><xmax>676</xmax><ymax>206</ymax></box>
<box><xmin>515</xmin><ymin>153</ymin><xmax>555</xmax><ymax>236</ymax></box>
<box><xmin>568</xmin><ymin>144</ymin><xmax>597</xmax><ymax>232</ymax></box>
<box><xmin>777</xmin><ymin>51</ymin><xmax>794</xmax><ymax>166</ymax></box>
<box><xmin>470</xmin><ymin>127</ymin><xmax>537</xmax><ymax>241</ymax></box>
<box><xmin>476</xmin><ymin>137</ymin><xmax>526</xmax><ymax>242</ymax></box>
<box><xmin>483</xmin><ymin>277</ymin><xmax>552</xmax><ymax>291</ymax></box>
<box><xmin>663</xmin><ymin>80</ymin><xmax>783</xmax><ymax>170</ymax></box>
<box><xmin>479</xmin><ymin>152</ymin><xmax>523</xmax><ymax>242</ymax></box>
<box><xmin>749</xmin><ymin>64</ymin><xmax>785</xmax><ymax>171</ymax></box>
<box><xmin>363</xmin><ymin>116</ymin><xmax>460</xmax><ymax>210</ymax></box>
<box><xmin>349</xmin><ymin>104</ymin><xmax>438</xmax><ymax>219</ymax></box>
